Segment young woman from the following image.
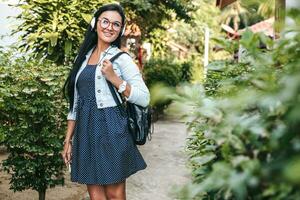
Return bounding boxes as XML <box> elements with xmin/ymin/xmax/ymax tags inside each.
<box><xmin>62</xmin><ymin>3</ymin><xmax>149</xmax><ymax>200</ymax></box>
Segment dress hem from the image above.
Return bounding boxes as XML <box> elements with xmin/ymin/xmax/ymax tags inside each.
<box><xmin>70</xmin><ymin>164</ymin><xmax>147</xmax><ymax>186</ymax></box>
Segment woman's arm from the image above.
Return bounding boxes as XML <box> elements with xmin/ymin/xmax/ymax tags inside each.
<box><xmin>64</xmin><ymin>120</ymin><xmax>76</xmax><ymax>142</ymax></box>
<box><xmin>102</xmin><ymin>54</ymin><xmax>150</xmax><ymax>107</ymax></box>
<box><xmin>62</xmin><ymin>120</ymin><xmax>76</xmax><ymax>165</ymax></box>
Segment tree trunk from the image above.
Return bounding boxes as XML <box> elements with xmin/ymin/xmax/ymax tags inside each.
<box><xmin>275</xmin><ymin>0</ymin><xmax>286</xmax><ymax>34</ymax></box>
<box><xmin>38</xmin><ymin>189</ymin><xmax>46</xmax><ymax>200</ymax></box>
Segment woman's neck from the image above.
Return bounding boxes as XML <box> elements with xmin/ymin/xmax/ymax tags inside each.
<box><xmin>95</xmin><ymin>40</ymin><xmax>110</xmax><ymax>54</ymax></box>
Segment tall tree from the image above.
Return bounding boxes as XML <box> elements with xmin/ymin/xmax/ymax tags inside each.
<box><xmin>275</xmin><ymin>0</ymin><xmax>286</xmax><ymax>33</ymax></box>
<box><xmin>218</xmin><ymin>0</ymin><xmax>282</xmax><ymax>31</ymax></box>
<box><xmin>258</xmin><ymin>0</ymin><xmax>275</xmax><ymax>18</ymax></box>
<box><xmin>11</xmin><ymin>0</ymin><xmax>191</xmax><ymax>64</ymax></box>
<box><xmin>219</xmin><ymin>1</ymin><xmax>249</xmax><ymax>31</ymax></box>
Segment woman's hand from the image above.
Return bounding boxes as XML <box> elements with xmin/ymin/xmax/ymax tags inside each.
<box><xmin>101</xmin><ymin>59</ymin><xmax>118</xmax><ymax>81</ymax></box>
<box><xmin>62</xmin><ymin>141</ymin><xmax>72</xmax><ymax>165</ymax></box>
<box><xmin>101</xmin><ymin>59</ymin><xmax>131</xmax><ymax>97</ymax></box>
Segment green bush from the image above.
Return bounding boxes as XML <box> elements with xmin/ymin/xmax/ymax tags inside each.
<box><xmin>204</xmin><ymin>60</ymin><xmax>253</xmax><ymax>97</ymax></box>
<box><xmin>143</xmin><ymin>58</ymin><xmax>193</xmax><ymax>116</ymax></box>
<box><xmin>171</xmin><ymin>12</ymin><xmax>300</xmax><ymax>200</ymax></box>
<box><xmin>0</xmin><ymin>49</ymin><xmax>69</xmax><ymax>200</ymax></box>
<box><xmin>181</xmin><ymin>61</ymin><xmax>194</xmax><ymax>82</ymax></box>
<box><xmin>144</xmin><ymin>58</ymin><xmax>192</xmax><ymax>88</ymax></box>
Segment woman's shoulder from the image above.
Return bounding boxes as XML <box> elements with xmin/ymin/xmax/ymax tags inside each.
<box><xmin>111</xmin><ymin>48</ymin><xmax>133</xmax><ymax>62</ymax></box>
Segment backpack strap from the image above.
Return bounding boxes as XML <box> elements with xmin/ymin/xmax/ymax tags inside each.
<box><xmin>109</xmin><ymin>51</ymin><xmax>130</xmax><ymax>63</ymax></box>
<box><xmin>106</xmin><ymin>51</ymin><xmax>130</xmax><ymax>106</ymax></box>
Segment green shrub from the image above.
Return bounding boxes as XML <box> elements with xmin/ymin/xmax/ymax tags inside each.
<box><xmin>143</xmin><ymin>58</ymin><xmax>193</xmax><ymax>116</ymax></box>
<box><xmin>171</xmin><ymin>12</ymin><xmax>300</xmax><ymax>200</ymax></box>
<box><xmin>0</xmin><ymin>49</ymin><xmax>69</xmax><ymax>200</ymax></box>
<box><xmin>181</xmin><ymin>60</ymin><xmax>194</xmax><ymax>82</ymax></box>
<box><xmin>204</xmin><ymin>60</ymin><xmax>253</xmax><ymax>97</ymax></box>
<box><xmin>144</xmin><ymin>58</ymin><xmax>189</xmax><ymax>88</ymax></box>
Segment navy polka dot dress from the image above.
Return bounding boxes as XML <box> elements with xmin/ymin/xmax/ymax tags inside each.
<box><xmin>70</xmin><ymin>64</ymin><xmax>147</xmax><ymax>185</ymax></box>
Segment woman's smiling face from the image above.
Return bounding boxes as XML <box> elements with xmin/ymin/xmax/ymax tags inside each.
<box><xmin>96</xmin><ymin>11</ymin><xmax>123</xmax><ymax>44</ymax></box>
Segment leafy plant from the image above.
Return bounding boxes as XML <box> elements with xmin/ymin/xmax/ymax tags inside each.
<box><xmin>144</xmin><ymin>58</ymin><xmax>185</xmax><ymax>88</ymax></box>
<box><xmin>0</xmin><ymin>49</ymin><xmax>69</xmax><ymax>200</ymax></box>
<box><xmin>204</xmin><ymin>59</ymin><xmax>253</xmax><ymax>97</ymax></box>
<box><xmin>171</xmin><ymin>11</ymin><xmax>300</xmax><ymax>200</ymax></box>
<box><xmin>143</xmin><ymin>58</ymin><xmax>193</xmax><ymax>117</ymax></box>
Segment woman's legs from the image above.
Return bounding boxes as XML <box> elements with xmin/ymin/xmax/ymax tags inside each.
<box><xmin>104</xmin><ymin>180</ymin><xmax>126</xmax><ymax>200</ymax></box>
<box><xmin>87</xmin><ymin>184</ymin><xmax>107</xmax><ymax>200</ymax></box>
<box><xmin>86</xmin><ymin>180</ymin><xmax>126</xmax><ymax>200</ymax></box>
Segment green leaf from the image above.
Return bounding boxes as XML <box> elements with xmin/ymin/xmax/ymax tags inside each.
<box><xmin>191</xmin><ymin>153</ymin><xmax>216</xmax><ymax>166</ymax></box>
<box><xmin>64</xmin><ymin>40</ymin><xmax>72</xmax><ymax>56</ymax></box>
<box><xmin>81</xmin><ymin>13</ymin><xmax>92</xmax><ymax>24</ymax></box>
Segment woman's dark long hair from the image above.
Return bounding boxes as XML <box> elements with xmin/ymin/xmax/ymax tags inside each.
<box><xmin>63</xmin><ymin>3</ymin><xmax>126</xmax><ymax>112</ymax></box>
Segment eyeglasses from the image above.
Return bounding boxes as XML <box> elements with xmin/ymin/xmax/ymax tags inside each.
<box><xmin>97</xmin><ymin>18</ymin><xmax>122</xmax><ymax>32</ymax></box>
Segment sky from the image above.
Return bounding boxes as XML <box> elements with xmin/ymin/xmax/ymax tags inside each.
<box><xmin>0</xmin><ymin>0</ymin><xmax>21</xmax><ymax>47</ymax></box>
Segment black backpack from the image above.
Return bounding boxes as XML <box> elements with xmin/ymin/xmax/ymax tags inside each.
<box><xmin>106</xmin><ymin>52</ymin><xmax>154</xmax><ymax>145</ymax></box>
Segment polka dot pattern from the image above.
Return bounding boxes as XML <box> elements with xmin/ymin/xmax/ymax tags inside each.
<box><xmin>70</xmin><ymin>65</ymin><xmax>147</xmax><ymax>185</ymax></box>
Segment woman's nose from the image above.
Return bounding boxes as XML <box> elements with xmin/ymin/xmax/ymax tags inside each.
<box><xmin>107</xmin><ymin>23</ymin><xmax>113</xmax><ymax>31</ymax></box>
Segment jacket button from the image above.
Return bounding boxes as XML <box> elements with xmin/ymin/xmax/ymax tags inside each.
<box><xmin>97</xmin><ymin>89</ymin><xmax>101</xmax><ymax>93</ymax></box>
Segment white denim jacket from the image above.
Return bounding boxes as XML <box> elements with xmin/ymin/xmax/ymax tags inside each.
<box><xmin>67</xmin><ymin>45</ymin><xmax>150</xmax><ymax>120</ymax></box>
